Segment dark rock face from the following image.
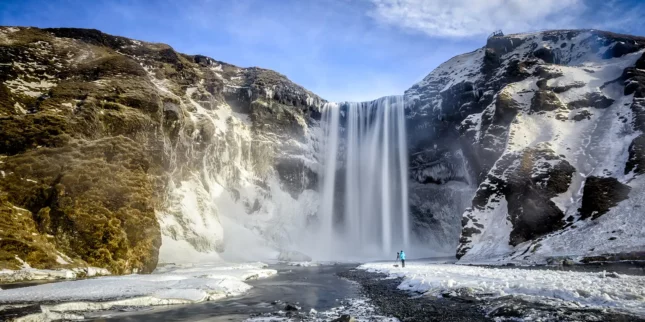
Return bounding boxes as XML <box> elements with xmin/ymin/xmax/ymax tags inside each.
<box><xmin>626</xmin><ymin>53</ymin><xmax>645</xmax><ymax>133</ymax></box>
<box><xmin>602</xmin><ymin>42</ymin><xmax>641</xmax><ymax>59</ymax></box>
<box><xmin>533</xmin><ymin>47</ymin><xmax>560</xmax><ymax>64</ymax></box>
<box><xmin>567</xmin><ymin>92</ymin><xmax>615</xmax><ymax>109</ymax></box>
<box><xmin>468</xmin><ymin>91</ymin><xmax>520</xmax><ymax>181</ymax></box>
<box><xmin>626</xmin><ymin>134</ymin><xmax>645</xmax><ymax>175</ymax></box>
<box><xmin>504</xmin><ymin>147</ymin><xmax>575</xmax><ymax>246</ymax></box>
<box><xmin>457</xmin><ymin>146</ymin><xmax>575</xmax><ymax>258</ymax></box>
<box><xmin>579</xmin><ymin>177</ymin><xmax>631</xmax><ymax>220</ymax></box>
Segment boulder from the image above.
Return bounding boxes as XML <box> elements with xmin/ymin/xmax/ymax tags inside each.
<box><xmin>572</xmin><ymin>110</ymin><xmax>592</xmax><ymax>121</ymax></box>
<box><xmin>567</xmin><ymin>92</ymin><xmax>614</xmax><ymax>109</ymax></box>
<box><xmin>530</xmin><ymin>90</ymin><xmax>565</xmax><ymax>113</ymax></box>
<box><xmin>533</xmin><ymin>47</ymin><xmax>560</xmax><ymax>64</ymax></box>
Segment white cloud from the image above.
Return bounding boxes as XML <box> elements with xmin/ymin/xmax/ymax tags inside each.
<box><xmin>367</xmin><ymin>0</ymin><xmax>584</xmax><ymax>38</ymax></box>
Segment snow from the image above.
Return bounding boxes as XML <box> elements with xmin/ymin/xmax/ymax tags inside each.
<box><xmin>0</xmin><ymin>267</ymin><xmax>110</xmax><ymax>283</ymax></box>
<box><xmin>360</xmin><ymin>262</ymin><xmax>645</xmax><ymax>317</ymax></box>
<box><xmin>0</xmin><ymin>263</ymin><xmax>276</xmax><ymax>313</ymax></box>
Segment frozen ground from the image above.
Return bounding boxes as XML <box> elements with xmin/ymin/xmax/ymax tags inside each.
<box><xmin>360</xmin><ymin>261</ymin><xmax>645</xmax><ymax>317</ymax></box>
<box><xmin>0</xmin><ymin>267</ymin><xmax>110</xmax><ymax>283</ymax></box>
<box><xmin>0</xmin><ymin>262</ymin><xmax>276</xmax><ymax>320</ymax></box>
<box><xmin>244</xmin><ymin>298</ymin><xmax>399</xmax><ymax>322</ymax></box>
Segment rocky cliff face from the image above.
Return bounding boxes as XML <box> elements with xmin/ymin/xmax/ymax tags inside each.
<box><xmin>405</xmin><ymin>29</ymin><xmax>645</xmax><ymax>263</ymax></box>
<box><xmin>0</xmin><ymin>27</ymin><xmax>323</xmax><ymax>273</ymax></box>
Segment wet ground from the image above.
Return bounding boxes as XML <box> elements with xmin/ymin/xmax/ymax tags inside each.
<box><xmin>341</xmin><ymin>268</ymin><xmax>645</xmax><ymax>322</ymax></box>
<box><xmin>89</xmin><ymin>263</ymin><xmax>361</xmax><ymax>321</ymax></box>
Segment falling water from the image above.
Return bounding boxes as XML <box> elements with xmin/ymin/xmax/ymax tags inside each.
<box><xmin>317</xmin><ymin>96</ymin><xmax>410</xmax><ymax>259</ymax></box>
<box><xmin>320</xmin><ymin>103</ymin><xmax>341</xmax><ymax>243</ymax></box>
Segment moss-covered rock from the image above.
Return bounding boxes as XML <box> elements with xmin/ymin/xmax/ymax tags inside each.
<box><xmin>0</xmin><ymin>26</ymin><xmax>323</xmax><ymax>274</ymax></box>
<box><xmin>0</xmin><ymin>137</ymin><xmax>161</xmax><ymax>273</ymax></box>
<box><xmin>0</xmin><ymin>113</ymin><xmax>72</xmax><ymax>155</ymax></box>
<box><xmin>530</xmin><ymin>90</ymin><xmax>565</xmax><ymax>113</ymax></box>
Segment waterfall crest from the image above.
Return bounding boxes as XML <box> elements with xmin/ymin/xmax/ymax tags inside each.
<box><xmin>317</xmin><ymin>96</ymin><xmax>410</xmax><ymax>259</ymax></box>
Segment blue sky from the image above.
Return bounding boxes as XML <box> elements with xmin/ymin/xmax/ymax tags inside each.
<box><xmin>1</xmin><ymin>0</ymin><xmax>644</xmax><ymax>102</ymax></box>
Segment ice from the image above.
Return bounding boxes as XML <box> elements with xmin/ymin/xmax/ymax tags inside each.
<box><xmin>244</xmin><ymin>297</ymin><xmax>399</xmax><ymax>322</ymax></box>
<box><xmin>360</xmin><ymin>262</ymin><xmax>645</xmax><ymax>316</ymax></box>
<box><xmin>0</xmin><ymin>263</ymin><xmax>276</xmax><ymax>313</ymax></box>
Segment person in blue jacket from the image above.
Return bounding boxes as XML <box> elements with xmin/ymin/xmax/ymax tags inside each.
<box><xmin>399</xmin><ymin>250</ymin><xmax>406</xmax><ymax>267</ymax></box>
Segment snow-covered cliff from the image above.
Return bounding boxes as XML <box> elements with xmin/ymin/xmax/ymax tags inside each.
<box><xmin>405</xmin><ymin>29</ymin><xmax>645</xmax><ymax>263</ymax></box>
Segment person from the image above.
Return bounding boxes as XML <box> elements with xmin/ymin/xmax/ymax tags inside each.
<box><xmin>396</xmin><ymin>252</ymin><xmax>400</xmax><ymax>261</ymax></box>
<box><xmin>399</xmin><ymin>250</ymin><xmax>406</xmax><ymax>267</ymax></box>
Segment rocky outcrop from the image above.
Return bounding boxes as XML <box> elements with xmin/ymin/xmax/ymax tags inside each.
<box><xmin>504</xmin><ymin>147</ymin><xmax>575</xmax><ymax>245</ymax></box>
<box><xmin>530</xmin><ymin>90</ymin><xmax>565</xmax><ymax>113</ymax></box>
<box><xmin>567</xmin><ymin>92</ymin><xmax>614</xmax><ymax>109</ymax></box>
<box><xmin>578</xmin><ymin>177</ymin><xmax>631</xmax><ymax>220</ymax></box>
<box><xmin>457</xmin><ymin>145</ymin><xmax>575</xmax><ymax>258</ymax></box>
<box><xmin>626</xmin><ymin>134</ymin><xmax>645</xmax><ymax>175</ymax></box>
<box><xmin>0</xmin><ymin>27</ymin><xmax>324</xmax><ymax>273</ymax></box>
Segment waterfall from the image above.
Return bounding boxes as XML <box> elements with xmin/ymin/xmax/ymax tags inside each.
<box><xmin>317</xmin><ymin>96</ymin><xmax>410</xmax><ymax>259</ymax></box>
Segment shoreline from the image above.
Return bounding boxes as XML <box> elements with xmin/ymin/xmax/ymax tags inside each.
<box><xmin>343</xmin><ymin>265</ymin><xmax>645</xmax><ymax>322</ymax></box>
